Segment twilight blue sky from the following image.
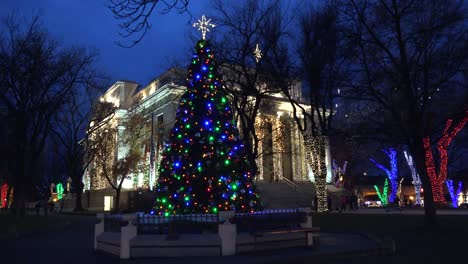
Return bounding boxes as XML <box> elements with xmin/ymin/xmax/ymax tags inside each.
<box><xmin>0</xmin><ymin>0</ymin><xmax>213</xmax><ymax>86</ymax></box>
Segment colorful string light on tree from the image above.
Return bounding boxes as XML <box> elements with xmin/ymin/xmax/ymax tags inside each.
<box><xmin>370</xmin><ymin>148</ymin><xmax>398</xmax><ymax>203</ymax></box>
<box><xmin>446</xmin><ymin>180</ymin><xmax>462</xmax><ymax>208</ymax></box>
<box><xmin>374</xmin><ymin>178</ymin><xmax>388</xmax><ymax>206</ymax></box>
<box><xmin>424</xmin><ymin>111</ymin><xmax>468</xmax><ymax>204</ymax></box>
<box><xmin>56</xmin><ymin>183</ymin><xmax>64</xmax><ymax>200</ymax></box>
<box><xmin>154</xmin><ymin>16</ymin><xmax>261</xmax><ymax>215</ymax></box>
<box><xmin>1</xmin><ymin>183</ymin><xmax>8</xmax><ymax>208</ymax></box>
<box><xmin>403</xmin><ymin>151</ymin><xmax>422</xmax><ymax>206</ymax></box>
<box><xmin>332</xmin><ymin>160</ymin><xmax>347</xmax><ymax>188</ymax></box>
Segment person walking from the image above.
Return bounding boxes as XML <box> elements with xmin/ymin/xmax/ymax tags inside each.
<box><xmin>35</xmin><ymin>201</ymin><xmax>40</xmax><ymax>216</ymax></box>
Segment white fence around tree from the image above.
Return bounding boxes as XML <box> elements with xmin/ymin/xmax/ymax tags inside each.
<box><xmin>94</xmin><ymin>208</ymin><xmax>316</xmax><ymax>259</ymax></box>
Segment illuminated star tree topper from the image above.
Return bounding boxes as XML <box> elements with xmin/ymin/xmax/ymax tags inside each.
<box><xmin>193</xmin><ymin>15</ymin><xmax>216</xmax><ymax>40</ymax></box>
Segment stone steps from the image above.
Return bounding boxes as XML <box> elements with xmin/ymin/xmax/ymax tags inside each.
<box><xmin>256</xmin><ymin>181</ymin><xmax>316</xmax><ymax>209</ymax></box>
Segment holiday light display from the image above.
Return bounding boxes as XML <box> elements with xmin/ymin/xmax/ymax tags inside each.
<box><xmin>332</xmin><ymin>160</ymin><xmax>347</xmax><ymax>188</ymax></box>
<box><xmin>370</xmin><ymin>148</ymin><xmax>398</xmax><ymax>203</ymax></box>
<box><xmin>253</xmin><ymin>43</ymin><xmax>262</xmax><ymax>63</ymax></box>
<box><xmin>403</xmin><ymin>151</ymin><xmax>422</xmax><ymax>206</ymax></box>
<box><xmin>154</xmin><ymin>16</ymin><xmax>261</xmax><ymax>215</ymax></box>
<box><xmin>192</xmin><ymin>15</ymin><xmax>215</xmax><ymax>40</ymax></box>
<box><xmin>1</xmin><ymin>183</ymin><xmax>8</xmax><ymax>208</ymax></box>
<box><xmin>272</xmin><ymin>118</ymin><xmax>285</xmax><ymax>181</ymax></box>
<box><xmin>56</xmin><ymin>183</ymin><xmax>64</xmax><ymax>200</ymax></box>
<box><xmin>424</xmin><ymin>111</ymin><xmax>468</xmax><ymax>204</ymax></box>
<box><xmin>446</xmin><ymin>180</ymin><xmax>462</xmax><ymax>208</ymax></box>
<box><xmin>149</xmin><ymin>113</ymin><xmax>156</xmax><ymax>191</ymax></box>
<box><xmin>66</xmin><ymin>177</ymin><xmax>72</xmax><ymax>193</ymax></box>
<box><xmin>303</xmin><ymin>134</ymin><xmax>328</xmax><ymax>212</ymax></box>
<box><xmin>396</xmin><ymin>178</ymin><xmax>404</xmax><ymax>205</ymax></box>
<box><xmin>374</xmin><ymin>178</ymin><xmax>388</xmax><ymax>206</ymax></box>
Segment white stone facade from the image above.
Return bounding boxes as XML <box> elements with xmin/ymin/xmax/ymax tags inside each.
<box><xmin>84</xmin><ymin>68</ymin><xmax>330</xmax><ymax>191</ymax></box>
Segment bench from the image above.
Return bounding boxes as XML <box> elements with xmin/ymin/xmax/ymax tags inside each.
<box><xmin>252</xmin><ymin>227</ymin><xmax>320</xmax><ymax>250</ymax></box>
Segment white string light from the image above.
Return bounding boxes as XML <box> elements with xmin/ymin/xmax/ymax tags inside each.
<box><xmin>193</xmin><ymin>15</ymin><xmax>216</xmax><ymax>40</ymax></box>
<box><xmin>253</xmin><ymin>43</ymin><xmax>262</xmax><ymax>63</ymax></box>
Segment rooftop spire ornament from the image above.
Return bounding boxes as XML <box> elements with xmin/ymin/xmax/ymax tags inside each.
<box><xmin>193</xmin><ymin>15</ymin><xmax>215</xmax><ymax>40</ymax></box>
<box><xmin>253</xmin><ymin>43</ymin><xmax>262</xmax><ymax>63</ymax></box>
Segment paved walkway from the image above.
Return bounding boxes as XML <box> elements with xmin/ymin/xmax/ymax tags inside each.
<box><xmin>0</xmin><ymin>215</ymin><xmax>386</xmax><ymax>264</ymax></box>
<box><xmin>339</xmin><ymin>208</ymin><xmax>468</xmax><ymax>215</ymax></box>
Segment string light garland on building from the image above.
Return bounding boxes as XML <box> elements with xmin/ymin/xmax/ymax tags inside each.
<box><xmin>424</xmin><ymin>111</ymin><xmax>468</xmax><ymax>204</ymax></box>
<box><xmin>374</xmin><ymin>178</ymin><xmax>388</xmax><ymax>206</ymax></box>
<box><xmin>154</xmin><ymin>16</ymin><xmax>261</xmax><ymax>215</ymax></box>
<box><xmin>446</xmin><ymin>180</ymin><xmax>462</xmax><ymax>208</ymax></box>
<box><xmin>370</xmin><ymin>148</ymin><xmax>398</xmax><ymax>203</ymax></box>
<box><xmin>403</xmin><ymin>151</ymin><xmax>422</xmax><ymax>206</ymax></box>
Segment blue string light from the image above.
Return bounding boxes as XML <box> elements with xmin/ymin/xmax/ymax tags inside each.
<box><xmin>446</xmin><ymin>180</ymin><xmax>462</xmax><ymax>208</ymax></box>
<box><xmin>370</xmin><ymin>148</ymin><xmax>398</xmax><ymax>203</ymax></box>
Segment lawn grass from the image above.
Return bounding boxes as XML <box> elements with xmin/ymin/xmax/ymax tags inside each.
<box><xmin>0</xmin><ymin>214</ymin><xmax>74</xmax><ymax>238</ymax></box>
<box><xmin>312</xmin><ymin>213</ymin><xmax>468</xmax><ymax>262</ymax></box>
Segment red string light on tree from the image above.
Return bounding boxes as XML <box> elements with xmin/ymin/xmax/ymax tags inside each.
<box><xmin>1</xmin><ymin>183</ymin><xmax>8</xmax><ymax>208</ymax></box>
<box><xmin>424</xmin><ymin>111</ymin><xmax>468</xmax><ymax>204</ymax></box>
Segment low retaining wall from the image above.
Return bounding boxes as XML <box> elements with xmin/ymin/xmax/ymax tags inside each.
<box><xmin>130</xmin><ymin>234</ymin><xmax>221</xmax><ymax>257</ymax></box>
<box><xmin>96</xmin><ymin>233</ymin><xmax>120</xmax><ymax>256</ymax></box>
<box><xmin>236</xmin><ymin>232</ymin><xmax>308</xmax><ymax>253</ymax></box>
<box><xmin>94</xmin><ymin>208</ymin><xmax>316</xmax><ymax>259</ymax></box>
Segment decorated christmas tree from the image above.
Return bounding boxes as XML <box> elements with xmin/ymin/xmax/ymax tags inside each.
<box><xmin>154</xmin><ymin>15</ymin><xmax>261</xmax><ymax>215</ymax></box>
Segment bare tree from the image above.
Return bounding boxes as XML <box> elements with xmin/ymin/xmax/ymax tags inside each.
<box><xmin>266</xmin><ymin>1</ymin><xmax>349</xmax><ymax>212</ymax></box>
<box><xmin>51</xmin><ymin>92</ymin><xmax>113</xmax><ymax>211</ymax></box>
<box><xmin>92</xmin><ymin>110</ymin><xmax>146</xmax><ymax>212</ymax></box>
<box><xmin>107</xmin><ymin>0</ymin><xmax>191</xmax><ymax>47</ymax></box>
<box><xmin>0</xmin><ymin>15</ymin><xmax>102</xmax><ymax>216</ymax></box>
<box><xmin>212</xmin><ymin>0</ymin><xmax>287</xmax><ymax>182</ymax></box>
<box><xmin>342</xmin><ymin>0</ymin><xmax>468</xmax><ymax>228</ymax></box>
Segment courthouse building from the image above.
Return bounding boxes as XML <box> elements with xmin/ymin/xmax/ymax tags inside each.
<box><xmin>82</xmin><ymin>68</ymin><xmax>332</xmax><ymax>210</ymax></box>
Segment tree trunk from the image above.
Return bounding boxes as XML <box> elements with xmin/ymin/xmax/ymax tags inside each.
<box><xmin>5</xmin><ymin>185</ymin><xmax>12</xmax><ymax>209</ymax></box>
<box><xmin>423</xmin><ymin>137</ymin><xmax>446</xmax><ymax>204</ymax></box>
<box><xmin>114</xmin><ymin>189</ymin><xmax>121</xmax><ymax>212</ymax></box>
<box><xmin>411</xmin><ymin>142</ymin><xmax>438</xmax><ymax>230</ymax></box>
<box><xmin>73</xmin><ymin>181</ymin><xmax>84</xmax><ymax>211</ymax></box>
<box><xmin>315</xmin><ymin>136</ymin><xmax>328</xmax><ymax>212</ymax></box>
<box><xmin>12</xmin><ymin>113</ymin><xmax>29</xmax><ymax>218</ymax></box>
<box><xmin>303</xmin><ymin>133</ymin><xmax>328</xmax><ymax>212</ymax></box>
<box><xmin>13</xmin><ymin>184</ymin><xmax>26</xmax><ymax>218</ymax></box>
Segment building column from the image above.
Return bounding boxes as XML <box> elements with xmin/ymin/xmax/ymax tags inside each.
<box><xmin>300</xmin><ymin>133</ymin><xmax>309</xmax><ymax>181</ymax></box>
<box><xmin>291</xmin><ymin>121</ymin><xmax>308</xmax><ymax>181</ymax></box>
<box><xmin>255</xmin><ymin>119</ymin><xmax>264</xmax><ymax>181</ymax></box>
<box><xmin>325</xmin><ymin>137</ymin><xmax>333</xmax><ymax>183</ymax></box>
<box><xmin>271</xmin><ymin>118</ymin><xmax>283</xmax><ymax>182</ymax></box>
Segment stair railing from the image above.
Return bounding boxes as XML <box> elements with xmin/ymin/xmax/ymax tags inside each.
<box><xmin>282</xmin><ymin>177</ymin><xmax>302</xmax><ymax>192</ymax></box>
